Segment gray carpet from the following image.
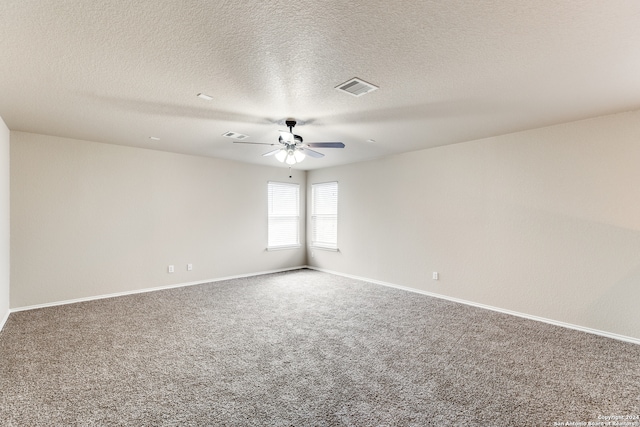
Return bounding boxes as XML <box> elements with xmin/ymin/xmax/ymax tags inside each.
<box><xmin>1</xmin><ymin>269</ymin><xmax>639</xmax><ymax>426</ymax></box>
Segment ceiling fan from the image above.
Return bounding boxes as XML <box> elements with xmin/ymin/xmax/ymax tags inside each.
<box><xmin>233</xmin><ymin>119</ymin><xmax>345</xmax><ymax>165</ymax></box>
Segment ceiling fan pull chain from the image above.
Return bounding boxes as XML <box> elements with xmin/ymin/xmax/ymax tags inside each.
<box><xmin>288</xmin><ymin>165</ymin><xmax>292</xmax><ymax>179</ymax></box>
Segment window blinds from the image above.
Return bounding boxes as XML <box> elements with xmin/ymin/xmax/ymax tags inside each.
<box><xmin>267</xmin><ymin>181</ymin><xmax>300</xmax><ymax>248</ymax></box>
<box><xmin>311</xmin><ymin>181</ymin><xmax>338</xmax><ymax>249</ymax></box>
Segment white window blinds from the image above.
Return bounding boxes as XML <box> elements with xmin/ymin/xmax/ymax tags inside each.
<box><xmin>267</xmin><ymin>181</ymin><xmax>300</xmax><ymax>249</ymax></box>
<box><xmin>311</xmin><ymin>181</ymin><xmax>338</xmax><ymax>249</ymax></box>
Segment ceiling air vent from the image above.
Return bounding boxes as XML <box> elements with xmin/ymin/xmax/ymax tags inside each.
<box><xmin>335</xmin><ymin>77</ymin><xmax>378</xmax><ymax>97</ymax></box>
<box><xmin>222</xmin><ymin>131</ymin><xmax>249</xmax><ymax>140</ymax></box>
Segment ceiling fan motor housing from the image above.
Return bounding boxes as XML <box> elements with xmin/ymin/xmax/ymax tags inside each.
<box><xmin>278</xmin><ymin>134</ymin><xmax>303</xmax><ymax>144</ymax></box>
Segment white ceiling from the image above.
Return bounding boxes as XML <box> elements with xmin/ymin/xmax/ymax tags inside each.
<box><xmin>2</xmin><ymin>1</ymin><xmax>640</xmax><ymax>170</ymax></box>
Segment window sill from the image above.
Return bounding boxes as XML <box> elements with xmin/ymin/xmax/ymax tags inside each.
<box><xmin>310</xmin><ymin>245</ymin><xmax>339</xmax><ymax>252</ymax></box>
<box><xmin>266</xmin><ymin>244</ymin><xmax>302</xmax><ymax>251</ymax></box>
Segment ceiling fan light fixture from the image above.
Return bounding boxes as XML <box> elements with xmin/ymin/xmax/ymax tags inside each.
<box><xmin>293</xmin><ymin>149</ymin><xmax>305</xmax><ymax>162</ymax></box>
<box><xmin>275</xmin><ymin>149</ymin><xmax>287</xmax><ymax>163</ymax></box>
<box><xmin>285</xmin><ymin>153</ymin><xmax>297</xmax><ymax>165</ymax></box>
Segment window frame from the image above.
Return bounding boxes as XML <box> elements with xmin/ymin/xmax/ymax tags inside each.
<box><xmin>267</xmin><ymin>181</ymin><xmax>301</xmax><ymax>250</ymax></box>
<box><xmin>310</xmin><ymin>181</ymin><xmax>339</xmax><ymax>251</ymax></box>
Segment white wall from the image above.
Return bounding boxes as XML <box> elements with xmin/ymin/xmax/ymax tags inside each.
<box><xmin>308</xmin><ymin>110</ymin><xmax>640</xmax><ymax>341</ymax></box>
<box><xmin>0</xmin><ymin>117</ymin><xmax>9</xmax><ymax>328</ymax></box>
<box><xmin>11</xmin><ymin>132</ymin><xmax>306</xmax><ymax>308</ymax></box>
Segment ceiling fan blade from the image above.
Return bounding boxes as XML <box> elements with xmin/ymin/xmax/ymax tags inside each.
<box><xmin>262</xmin><ymin>148</ymin><xmax>282</xmax><ymax>157</ymax></box>
<box><xmin>233</xmin><ymin>141</ymin><xmax>276</xmax><ymax>146</ymax></box>
<box><xmin>279</xmin><ymin>130</ymin><xmax>294</xmax><ymax>143</ymax></box>
<box><xmin>306</xmin><ymin>142</ymin><xmax>345</xmax><ymax>148</ymax></box>
<box><xmin>301</xmin><ymin>148</ymin><xmax>324</xmax><ymax>158</ymax></box>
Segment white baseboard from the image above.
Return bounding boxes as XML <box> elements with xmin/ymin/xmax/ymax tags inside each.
<box><xmin>9</xmin><ymin>266</ymin><xmax>307</xmax><ymax>315</ymax></box>
<box><xmin>307</xmin><ymin>266</ymin><xmax>640</xmax><ymax>346</ymax></box>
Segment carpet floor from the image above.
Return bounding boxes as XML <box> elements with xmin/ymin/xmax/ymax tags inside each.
<box><xmin>1</xmin><ymin>269</ymin><xmax>639</xmax><ymax>426</ymax></box>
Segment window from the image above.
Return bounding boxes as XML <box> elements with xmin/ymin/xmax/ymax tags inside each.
<box><xmin>311</xmin><ymin>181</ymin><xmax>338</xmax><ymax>250</ymax></box>
<box><xmin>267</xmin><ymin>181</ymin><xmax>300</xmax><ymax>249</ymax></box>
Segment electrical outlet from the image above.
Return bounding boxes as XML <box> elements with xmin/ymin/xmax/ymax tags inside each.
<box><xmin>168</xmin><ymin>265</ymin><xmax>174</xmax><ymax>273</ymax></box>
<box><xmin>187</xmin><ymin>263</ymin><xmax>193</xmax><ymax>271</ymax></box>
<box><xmin>432</xmin><ymin>272</ymin><xmax>439</xmax><ymax>280</ymax></box>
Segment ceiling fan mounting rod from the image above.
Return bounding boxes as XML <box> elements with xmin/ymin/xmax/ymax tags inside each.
<box><xmin>285</xmin><ymin>119</ymin><xmax>296</xmax><ymax>133</ymax></box>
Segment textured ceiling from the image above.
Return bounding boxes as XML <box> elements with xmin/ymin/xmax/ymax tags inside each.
<box><xmin>2</xmin><ymin>1</ymin><xmax>640</xmax><ymax>170</ymax></box>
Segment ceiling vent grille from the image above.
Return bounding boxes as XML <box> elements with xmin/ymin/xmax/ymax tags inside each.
<box><xmin>222</xmin><ymin>131</ymin><xmax>249</xmax><ymax>140</ymax></box>
<box><xmin>335</xmin><ymin>77</ymin><xmax>378</xmax><ymax>97</ymax></box>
